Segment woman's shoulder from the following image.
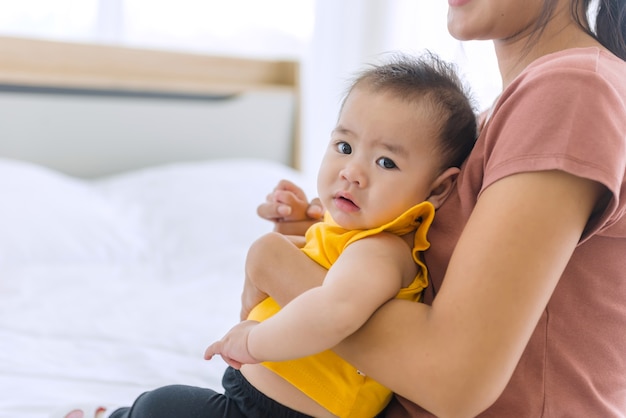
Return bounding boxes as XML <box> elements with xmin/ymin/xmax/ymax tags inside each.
<box><xmin>527</xmin><ymin>46</ymin><xmax>625</xmax><ymax>72</ymax></box>
<box><xmin>500</xmin><ymin>47</ymin><xmax>626</xmax><ymax>111</ymax></box>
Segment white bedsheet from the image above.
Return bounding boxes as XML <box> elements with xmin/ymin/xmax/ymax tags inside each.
<box><xmin>0</xmin><ymin>158</ymin><xmax>312</xmax><ymax>418</ymax></box>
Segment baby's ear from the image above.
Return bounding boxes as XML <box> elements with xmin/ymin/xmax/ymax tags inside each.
<box><xmin>426</xmin><ymin>167</ymin><xmax>460</xmax><ymax>209</ymax></box>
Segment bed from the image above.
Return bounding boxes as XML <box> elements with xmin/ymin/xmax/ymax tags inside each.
<box><xmin>0</xmin><ymin>36</ymin><xmax>313</xmax><ymax>418</ymax></box>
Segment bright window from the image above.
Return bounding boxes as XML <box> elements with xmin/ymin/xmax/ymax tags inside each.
<box><xmin>0</xmin><ymin>0</ymin><xmax>315</xmax><ymax>59</ymax></box>
<box><xmin>124</xmin><ymin>0</ymin><xmax>315</xmax><ymax>58</ymax></box>
<box><xmin>0</xmin><ymin>0</ymin><xmax>98</xmax><ymax>42</ymax></box>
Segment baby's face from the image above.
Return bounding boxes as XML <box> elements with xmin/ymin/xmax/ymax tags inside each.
<box><xmin>317</xmin><ymin>87</ymin><xmax>443</xmax><ymax>230</ymax></box>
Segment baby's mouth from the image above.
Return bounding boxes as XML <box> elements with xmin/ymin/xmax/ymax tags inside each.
<box><xmin>334</xmin><ymin>194</ymin><xmax>360</xmax><ymax>211</ymax></box>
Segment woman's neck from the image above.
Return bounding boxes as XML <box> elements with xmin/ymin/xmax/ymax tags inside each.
<box><xmin>493</xmin><ymin>7</ymin><xmax>600</xmax><ymax>88</ymax></box>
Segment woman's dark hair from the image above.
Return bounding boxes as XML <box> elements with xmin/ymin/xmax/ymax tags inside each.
<box><xmin>535</xmin><ymin>0</ymin><xmax>626</xmax><ymax>61</ymax></box>
<box><xmin>344</xmin><ymin>51</ymin><xmax>477</xmax><ymax>171</ymax></box>
<box><xmin>584</xmin><ymin>0</ymin><xmax>626</xmax><ymax>60</ymax></box>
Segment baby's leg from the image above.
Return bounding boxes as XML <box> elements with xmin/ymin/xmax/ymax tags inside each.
<box><xmin>242</xmin><ymin>231</ymin><xmax>325</xmax><ymax>318</ymax></box>
<box><xmin>109</xmin><ymin>384</ymin><xmax>246</xmax><ymax>418</ymax></box>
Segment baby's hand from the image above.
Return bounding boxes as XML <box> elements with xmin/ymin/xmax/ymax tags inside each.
<box><xmin>204</xmin><ymin>320</ymin><xmax>261</xmax><ymax>369</ymax></box>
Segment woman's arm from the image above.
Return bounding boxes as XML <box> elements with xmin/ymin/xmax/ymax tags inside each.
<box><xmin>333</xmin><ymin>170</ymin><xmax>605</xmax><ymax>417</ymax></box>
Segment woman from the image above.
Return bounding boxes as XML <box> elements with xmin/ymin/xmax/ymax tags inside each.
<box><xmin>253</xmin><ymin>0</ymin><xmax>626</xmax><ymax>416</ymax></box>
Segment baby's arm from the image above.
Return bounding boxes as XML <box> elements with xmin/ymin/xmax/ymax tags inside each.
<box><xmin>206</xmin><ymin>232</ymin><xmax>415</xmax><ymax>364</ymax></box>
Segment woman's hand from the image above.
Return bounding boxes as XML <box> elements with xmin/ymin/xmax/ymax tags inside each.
<box><xmin>256</xmin><ymin>179</ymin><xmax>324</xmax><ymax>236</ymax></box>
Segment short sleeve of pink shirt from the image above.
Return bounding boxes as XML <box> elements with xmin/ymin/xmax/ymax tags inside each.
<box><xmin>482</xmin><ymin>47</ymin><xmax>626</xmax><ymax>237</ymax></box>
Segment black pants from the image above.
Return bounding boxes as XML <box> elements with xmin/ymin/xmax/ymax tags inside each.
<box><xmin>109</xmin><ymin>366</ymin><xmax>313</xmax><ymax>418</ymax></box>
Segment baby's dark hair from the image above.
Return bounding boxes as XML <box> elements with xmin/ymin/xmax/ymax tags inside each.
<box><xmin>344</xmin><ymin>51</ymin><xmax>477</xmax><ymax>171</ymax></box>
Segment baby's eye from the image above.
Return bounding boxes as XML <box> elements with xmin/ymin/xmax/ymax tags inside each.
<box><xmin>376</xmin><ymin>157</ymin><xmax>397</xmax><ymax>169</ymax></box>
<box><xmin>336</xmin><ymin>141</ymin><xmax>352</xmax><ymax>154</ymax></box>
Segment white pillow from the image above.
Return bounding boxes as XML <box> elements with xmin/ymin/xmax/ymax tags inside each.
<box><xmin>95</xmin><ymin>158</ymin><xmax>314</xmax><ymax>276</ymax></box>
<box><xmin>0</xmin><ymin>157</ymin><xmax>313</xmax><ymax>275</ymax></box>
<box><xmin>0</xmin><ymin>159</ymin><xmax>147</xmax><ymax>268</ymax></box>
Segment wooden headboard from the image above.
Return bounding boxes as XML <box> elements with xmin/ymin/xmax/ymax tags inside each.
<box><xmin>0</xmin><ymin>36</ymin><xmax>300</xmax><ymax>177</ymax></box>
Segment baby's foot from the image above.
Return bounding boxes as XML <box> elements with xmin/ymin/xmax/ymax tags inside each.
<box><xmin>63</xmin><ymin>406</ymin><xmax>108</xmax><ymax>418</ymax></box>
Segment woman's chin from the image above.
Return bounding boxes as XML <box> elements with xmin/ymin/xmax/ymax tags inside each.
<box><xmin>446</xmin><ymin>20</ymin><xmax>487</xmax><ymax>42</ymax></box>
<box><xmin>446</xmin><ymin>8</ymin><xmax>486</xmax><ymax>41</ymax></box>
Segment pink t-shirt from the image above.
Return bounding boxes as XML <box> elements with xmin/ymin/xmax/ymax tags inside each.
<box><xmin>388</xmin><ymin>48</ymin><xmax>626</xmax><ymax>417</ymax></box>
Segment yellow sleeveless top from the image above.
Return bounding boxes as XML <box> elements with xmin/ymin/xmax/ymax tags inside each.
<box><xmin>247</xmin><ymin>201</ymin><xmax>435</xmax><ymax>417</ymax></box>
